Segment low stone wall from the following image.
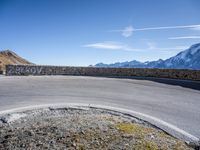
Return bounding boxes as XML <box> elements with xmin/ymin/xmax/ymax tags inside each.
<box><xmin>6</xmin><ymin>65</ymin><xmax>200</xmax><ymax>80</ymax></box>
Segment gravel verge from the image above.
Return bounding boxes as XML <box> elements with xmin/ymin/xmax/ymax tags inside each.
<box><xmin>0</xmin><ymin>107</ymin><xmax>194</xmax><ymax>150</ymax></box>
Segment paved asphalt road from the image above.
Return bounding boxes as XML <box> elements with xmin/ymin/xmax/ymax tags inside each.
<box><xmin>0</xmin><ymin>76</ymin><xmax>200</xmax><ymax>139</ymax></box>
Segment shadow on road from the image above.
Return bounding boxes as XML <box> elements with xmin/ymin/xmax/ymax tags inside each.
<box><xmin>105</xmin><ymin>76</ymin><xmax>200</xmax><ymax>91</ymax></box>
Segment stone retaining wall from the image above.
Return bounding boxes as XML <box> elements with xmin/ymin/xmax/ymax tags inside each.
<box><xmin>6</xmin><ymin>65</ymin><xmax>200</xmax><ymax>80</ymax></box>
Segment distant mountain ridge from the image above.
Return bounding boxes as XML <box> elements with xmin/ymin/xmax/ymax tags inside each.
<box><xmin>0</xmin><ymin>50</ymin><xmax>33</xmax><ymax>73</ymax></box>
<box><xmin>94</xmin><ymin>43</ymin><xmax>200</xmax><ymax>70</ymax></box>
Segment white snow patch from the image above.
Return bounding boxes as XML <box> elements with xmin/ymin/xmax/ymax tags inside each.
<box><xmin>186</xmin><ymin>58</ymin><xmax>191</xmax><ymax>62</ymax></box>
<box><xmin>165</xmin><ymin>61</ymin><xmax>173</xmax><ymax>67</ymax></box>
<box><xmin>190</xmin><ymin>46</ymin><xmax>200</xmax><ymax>55</ymax></box>
<box><xmin>179</xmin><ymin>51</ymin><xmax>187</xmax><ymax>60</ymax></box>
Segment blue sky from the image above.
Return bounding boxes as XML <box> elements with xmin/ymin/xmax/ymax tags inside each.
<box><xmin>0</xmin><ymin>0</ymin><xmax>200</xmax><ymax>66</ymax></box>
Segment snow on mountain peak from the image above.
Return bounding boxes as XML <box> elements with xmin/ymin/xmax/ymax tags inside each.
<box><xmin>94</xmin><ymin>43</ymin><xmax>200</xmax><ymax>70</ymax></box>
<box><xmin>189</xmin><ymin>43</ymin><xmax>200</xmax><ymax>55</ymax></box>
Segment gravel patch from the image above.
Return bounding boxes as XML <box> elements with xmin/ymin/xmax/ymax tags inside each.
<box><xmin>0</xmin><ymin>107</ymin><xmax>193</xmax><ymax>150</ymax></box>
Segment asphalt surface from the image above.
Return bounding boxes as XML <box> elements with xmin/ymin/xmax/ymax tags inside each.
<box><xmin>0</xmin><ymin>76</ymin><xmax>200</xmax><ymax>139</ymax></box>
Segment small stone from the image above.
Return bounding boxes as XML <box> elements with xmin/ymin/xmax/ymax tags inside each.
<box><xmin>26</xmin><ymin>131</ymin><xmax>33</xmax><ymax>136</ymax></box>
<box><xmin>125</xmin><ymin>143</ymin><xmax>129</xmax><ymax>146</ymax></box>
<box><xmin>150</xmin><ymin>135</ymin><xmax>155</xmax><ymax>139</ymax></box>
<box><xmin>49</xmin><ymin>140</ymin><xmax>55</xmax><ymax>144</ymax></box>
<box><xmin>96</xmin><ymin>140</ymin><xmax>100</xmax><ymax>145</ymax></box>
<box><xmin>122</xmin><ymin>134</ymin><xmax>133</xmax><ymax>138</ymax></box>
<box><xmin>72</xmin><ymin>142</ymin><xmax>77</xmax><ymax>147</ymax></box>
<box><xmin>4</xmin><ymin>134</ymin><xmax>12</xmax><ymax>139</ymax></box>
<box><xmin>81</xmin><ymin>130</ymin><xmax>85</xmax><ymax>135</ymax></box>
<box><xmin>20</xmin><ymin>143</ymin><xmax>26</xmax><ymax>148</ymax></box>
<box><xmin>1</xmin><ymin>140</ymin><xmax>8</xmax><ymax>144</ymax></box>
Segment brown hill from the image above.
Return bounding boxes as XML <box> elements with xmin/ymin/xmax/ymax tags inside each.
<box><xmin>0</xmin><ymin>50</ymin><xmax>33</xmax><ymax>73</ymax></box>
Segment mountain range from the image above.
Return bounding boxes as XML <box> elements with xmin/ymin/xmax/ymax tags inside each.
<box><xmin>94</xmin><ymin>43</ymin><xmax>200</xmax><ymax>70</ymax></box>
<box><xmin>0</xmin><ymin>43</ymin><xmax>199</xmax><ymax>74</ymax></box>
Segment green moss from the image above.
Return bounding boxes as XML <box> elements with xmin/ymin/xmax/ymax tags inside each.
<box><xmin>114</xmin><ymin>123</ymin><xmax>191</xmax><ymax>150</ymax></box>
<box><xmin>115</xmin><ymin>123</ymin><xmax>138</xmax><ymax>134</ymax></box>
<box><xmin>134</xmin><ymin>140</ymin><xmax>159</xmax><ymax>150</ymax></box>
<box><xmin>174</xmin><ymin>141</ymin><xmax>186</xmax><ymax>150</ymax></box>
<box><xmin>115</xmin><ymin>123</ymin><xmax>154</xmax><ymax>135</ymax></box>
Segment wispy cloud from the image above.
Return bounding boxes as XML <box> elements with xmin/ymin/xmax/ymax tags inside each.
<box><xmin>121</xmin><ymin>26</ymin><xmax>134</xmax><ymax>37</ymax></box>
<box><xmin>168</xmin><ymin>36</ymin><xmax>200</xmax><ymax>40</ymax></box>
<box><xmin>83</xmin><ymin>41</ymin><xmax>187</xmax><ymax>52</ymax></box>
<box><xmin>150</xmin><ymin>46</ymin><xmax>188</xmax><ymax>51</ymax></box>
<box><xmin>110</xmin><ymin>24</ymin><xmax>200</xmax><ymax>37</ymax></box>
<box><xmin>146</xmin><ymin>42</ymin><xmax>187</xmax><ymax>51</ymax></box>
<box><xmin>190</xmin><ymin>26</ymin><xmax>200</xmax><ymax>31</ymax></box>
<box><xmin>83</xmin><ymin>41</ymin><xmax>139</xmax><ymax>51</ymax></box>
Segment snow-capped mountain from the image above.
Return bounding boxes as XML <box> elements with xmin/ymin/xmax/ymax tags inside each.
<box><xmin>94</xmin><ymin>43</ymin><xmax>200</xmax><ymax>70</ymax></box>
<box><xmin>157</xmin><ymin>43</ymin><xmax>200</xmax><ymax>69</ymax></box>
<box><xmin>95</xmin><ymin>60</ymin><xmax>144</xmax><ymax>68</ymax></box>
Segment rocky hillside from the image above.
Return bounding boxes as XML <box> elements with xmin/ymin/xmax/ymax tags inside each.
<box><xmin>0</xmin><ymin>50</ymin><xmax>33</xmax><ymax>73</ymax></box>
<box><xmin>95</xmin><ymin>43</ymin><xmax>200</xmax><ymax>70</ymax></box>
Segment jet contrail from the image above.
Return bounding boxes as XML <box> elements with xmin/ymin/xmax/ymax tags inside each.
<box><xmin>168</xmin><ymin>36</ymin><xmax>200</xmax><ymax>40</ymax></box>
<box><xmin>110</xmin><ymin>24</ymin><xmax>200</xmax><ymax>32</ymax></box>
<box><xmin>132</xmin><ymin>24</ymin><xmax>200</xmax><ymax>31</ymax></box>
